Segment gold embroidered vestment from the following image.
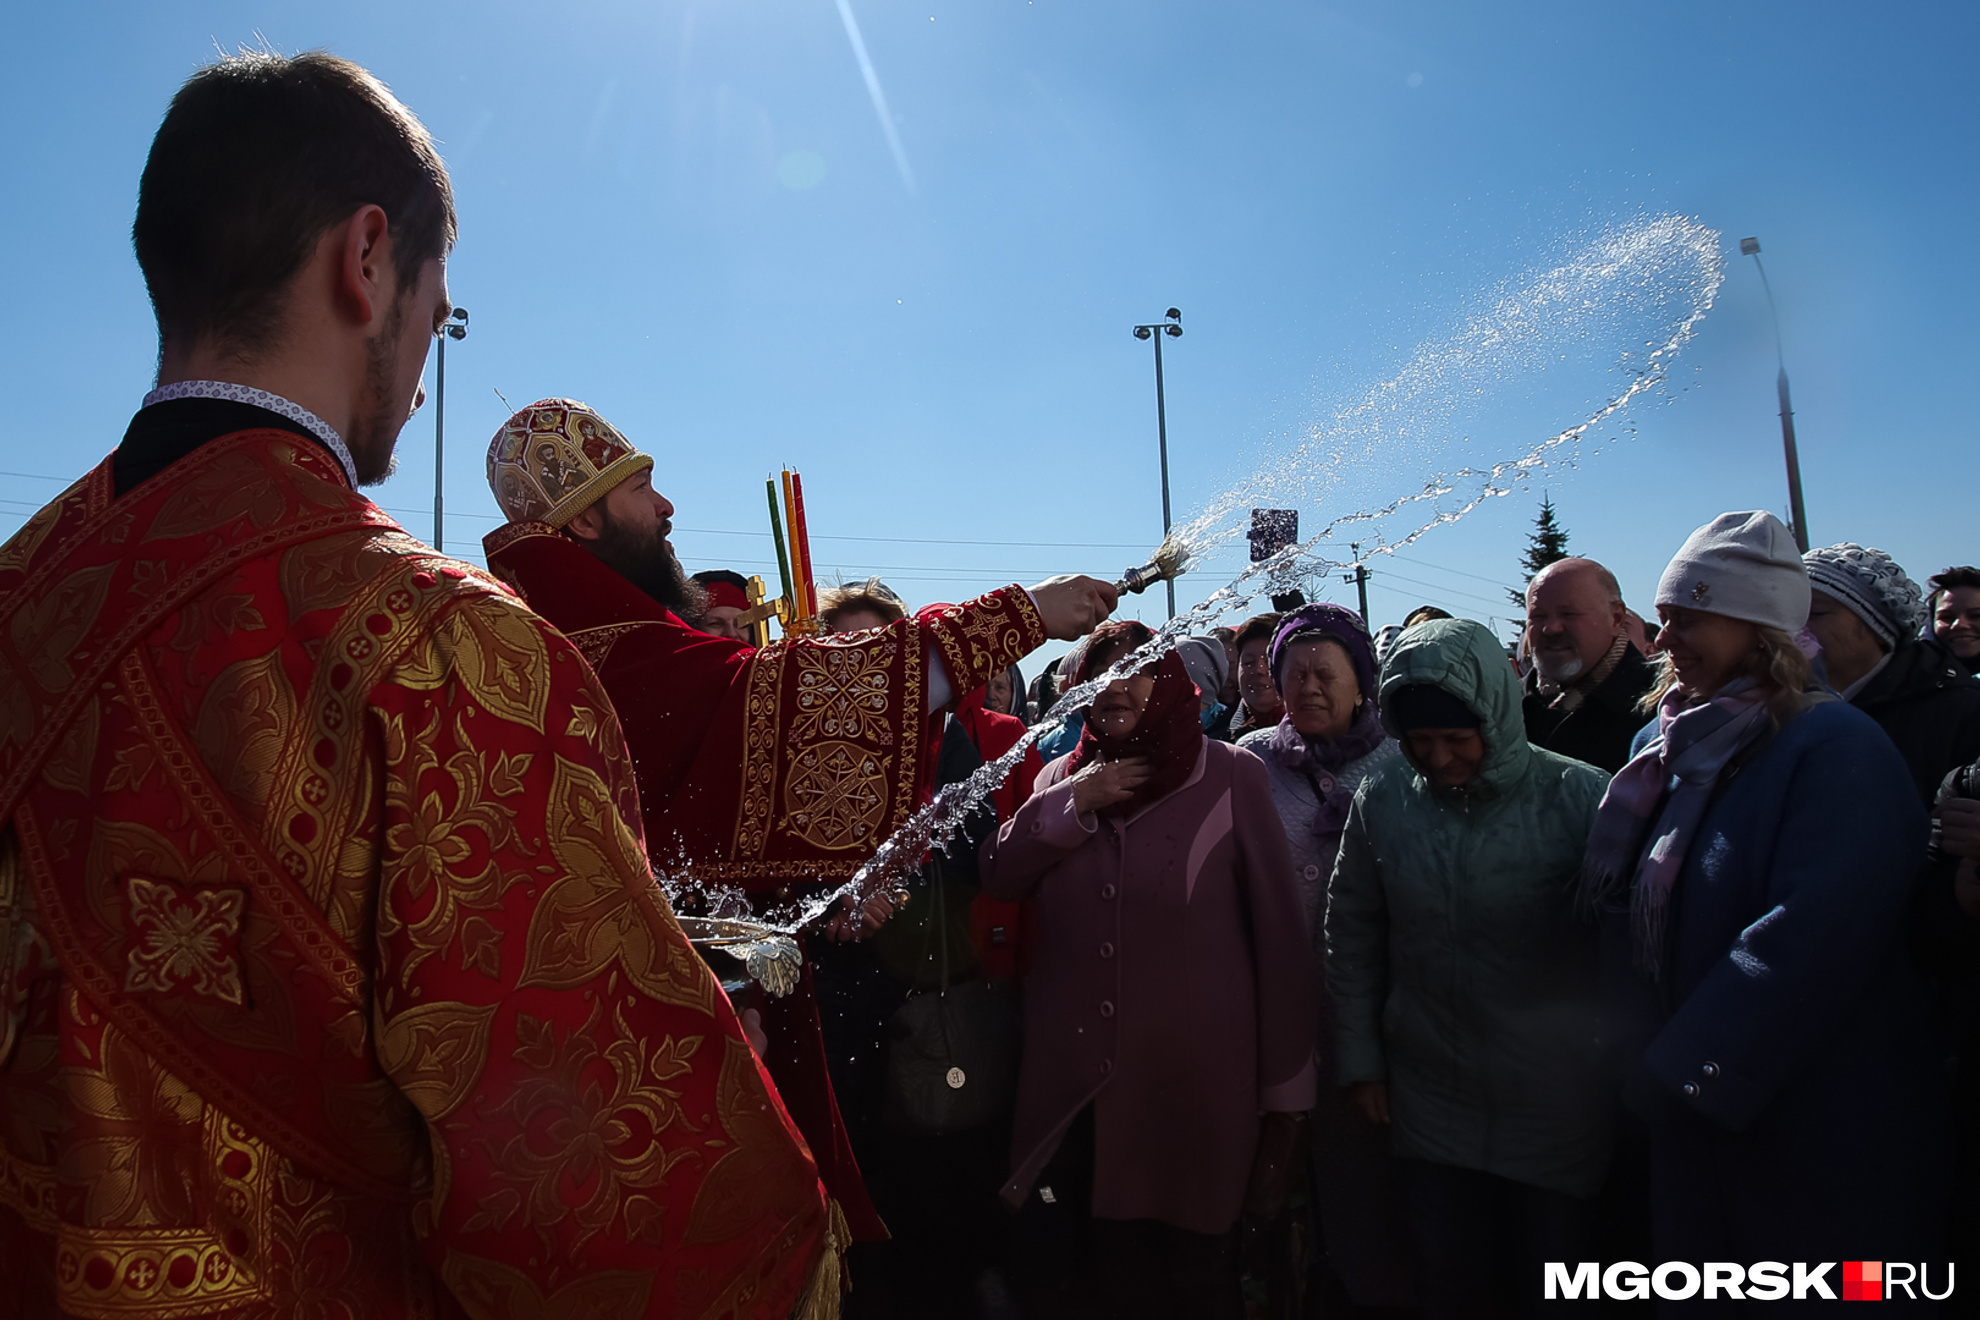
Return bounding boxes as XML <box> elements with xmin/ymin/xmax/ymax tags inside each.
<box><xmin>0</xmin><ymin>431</ymin><xmax>832</xmax><ymax>1319</ymax></box>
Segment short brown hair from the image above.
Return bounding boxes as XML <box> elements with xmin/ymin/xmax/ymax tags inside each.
<box><xmin>1930</xmin><ymin>566</ymin><xmax>1980</xmax><ymax>595</ymax></box>
<box><xmin>1234</xmin><ymin>613</ymin><xmax>1280</xmax><ymax>656</ymax></box>
<box><xmin>133</xmin><ymin>51</ymin><xmax>456</xmax><ymax>355</ymax></box>
<box><xmin>1403</xmin><ymin>604</ymin><xmax>1453</xmax><ymax>629</ymax></box>
<box><xmin>817</xmin><ymin>577</ymin><xmax>907</xmax><ymax>627</ymax></box>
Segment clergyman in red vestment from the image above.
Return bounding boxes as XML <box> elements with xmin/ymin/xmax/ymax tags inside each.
<box><xmin>481</xmin><ymin>400</ymin><xmax>1119</xmax><ymax>1242</ymax></box>
<box><xmin>0</xmin><ymin>53</ymin><xmax>840</xmax><ymax>1320</ymax></box>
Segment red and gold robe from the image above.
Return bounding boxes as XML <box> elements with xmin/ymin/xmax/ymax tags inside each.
<box><xmin>0</xmin><ymin>429</ymin><xmax>835</xmax><ymax>1319</ymax></box>
<box><xmin>482</xmin><ymin>524</ymin><xmax>1048</xmax><ymax>1241</ymax></box>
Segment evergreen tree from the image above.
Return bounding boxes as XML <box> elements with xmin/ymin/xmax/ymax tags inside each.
<box><xmin>1508</xmin><ymin>494</ymin><xmax>1571</xmax><ymax>608</ymax></box>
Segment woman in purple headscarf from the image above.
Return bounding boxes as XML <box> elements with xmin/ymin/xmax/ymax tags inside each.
<box><xmin>1236</xmin><ymin>605</ymin><xmax>1400</xmax><ymax>927</ymax></box>
<box><xmin>1235</xmin><ymin>603</ymin><xmax>1413</xmax><ymax>1309</ymax></box>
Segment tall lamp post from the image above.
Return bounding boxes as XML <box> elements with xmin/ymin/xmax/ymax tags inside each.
<box><xmin>433</xmin><ymin>307</ymin><xmax>468</xmax><ymax>552</ymax></box>
<box><xmin>1737</xmin><ymin>238</ymin><xmax>1809</xmax><ymax>552</ymax></box>
<box><xmin>1132</xmin><ymin>307</ymin><xmax>1183</xmax><ymax>618</ymax></box>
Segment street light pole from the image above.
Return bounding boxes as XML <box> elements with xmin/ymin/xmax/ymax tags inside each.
<box><xmin>1738</xmin><ymin>238</ymin><xmax>1809</xmax><ymax>552</ymax></box>
<box><xmin>1132</xmin><ymin>308</ymin><xmax>1183</xmax><ymax>618</ymax></box>
<box><xmin>434</xmin><ymin>307</ymin><xmax>468</xmax><ymax>552</ymax></box>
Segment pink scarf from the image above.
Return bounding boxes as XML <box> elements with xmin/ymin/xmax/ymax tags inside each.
<box><xmin>1581</xmin><ymin>678</ymin><xmax>1771</xmax><ymax>976</ymax></box>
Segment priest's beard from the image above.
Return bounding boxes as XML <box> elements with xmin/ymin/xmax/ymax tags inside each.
<box><xmin>592</xmin><ymin>509</ymin><xmax>707</xmax><ymax>619</ymax></box>
<box><xmin>350</xmin><ymin>299</ymin><xmax>408</xmax><ymax>487</ymax></box>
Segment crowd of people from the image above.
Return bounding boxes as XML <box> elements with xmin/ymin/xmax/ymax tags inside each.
<box><xmin>678</xmin><ymin>525</ymin><xmax>1978</xmax><ymax>1319</ymax></box>
<box><xmin>4</xmin><ymin>46</ymin><xmax>1979</xmax><ymax>1320</ymax></box>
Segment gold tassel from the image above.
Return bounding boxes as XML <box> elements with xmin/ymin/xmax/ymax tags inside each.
<box><xmin>791</xmin><ymin>1198</ymin><xmax>851</xmax><ymax>1320</ymax></box>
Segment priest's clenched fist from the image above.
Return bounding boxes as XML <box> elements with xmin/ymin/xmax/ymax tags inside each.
<box><xmin>1027</xmin><ymin>574</ymin><xmax>1121</xmax><ymax>640</ymax></box>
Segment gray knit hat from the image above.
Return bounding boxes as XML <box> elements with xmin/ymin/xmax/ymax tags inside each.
<box><xmin>1803</xmin><ymin>543</ymin><xmax>1927</xmax><ymax>651</ymax></box>
<box><xmin>1656</xmin><ymin>511</ymin><xmax>1809</xmax><ymax>634</ymax></box>
<box><xmin>1175</xmin><ymin>636</ymin><xmax>1230</xmax><ymax>698</ymax></box>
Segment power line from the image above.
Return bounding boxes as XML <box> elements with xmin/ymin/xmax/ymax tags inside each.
<box><xmin>1386</xmin><ymin>553</ymin><xmax>1523</xmax><ymax>592</ymax></box>
<box><xmin>1372</xmin><ymin>569</ymin><xmax>1511</xmax><ymax>612</ymax></box>
<box><xmin>370</xmin><ymin>504</ymin><xmax>1151</xmax><ymax>552</ymax></box>
<box><xmin>689</xmin><ymin>527</ymin><xmax>1151</xmax><ymax>551</ymax></box>
<box><xmin>0</xmin><ymin>475</ymin><xmax>1521</xmax><ymax>595</ymax></box>
<box><xmin>0</xmin><ymin>472</ymin><xmax>1143</xmax><ymax>555</ymax></box>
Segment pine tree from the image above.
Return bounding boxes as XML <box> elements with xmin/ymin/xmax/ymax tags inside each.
<box><xmin>1508</xmin><ymin>494</ymin><xmax>1571</xmax><ymax>608</ymax></box>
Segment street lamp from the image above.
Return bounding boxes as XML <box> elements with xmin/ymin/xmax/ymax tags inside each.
<box><xmin>1131</xmin><ymin>307</ymin><xmax>1183</xmax><ymax>618</ymax></box>
<box><xmin>434</xmin><ymin>307</ymin><xmax>468</xmax><ymax>552</ymax></box>
<box><xmin>1737</xmin><ymin>238</ymin><xmax>1809</xmax><ymax>552</ymax></box>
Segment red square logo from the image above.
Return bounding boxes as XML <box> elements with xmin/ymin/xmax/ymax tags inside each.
<box><xmin>1842</xmin><ymin>1260</ymin><xmax>1883</xmax><ymax>1301</ymax></box>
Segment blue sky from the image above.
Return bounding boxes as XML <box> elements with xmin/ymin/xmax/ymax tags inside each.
<box><xmin>3</xmin><ymin>1</ymin><xmax>1973</xmax><ymax>657</ymax></box>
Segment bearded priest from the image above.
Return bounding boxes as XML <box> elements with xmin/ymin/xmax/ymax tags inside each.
<box><xmin>483</xmin><ymin>402</ymin><xmax>1117</xmax><ymax>1241</ymax></box>
<box><xmin>0</xmin><ymin>53</ymin><xmax>844</xmax><ymax>1320</ymax></box>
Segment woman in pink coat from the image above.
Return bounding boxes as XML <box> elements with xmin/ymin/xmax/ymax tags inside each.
<box><xmin>981</xmin><ymin>620</ymin><xmax>1318</xmax><ymax>1318</ymax></box>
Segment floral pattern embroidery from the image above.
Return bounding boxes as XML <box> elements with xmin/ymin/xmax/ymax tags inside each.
<box><xmin>121</xmin><ymin>877</ymin><xmax>246</xmax><ymax>1004</ymax></box>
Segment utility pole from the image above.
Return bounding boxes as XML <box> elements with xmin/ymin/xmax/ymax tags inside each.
<box><xmin>1344</xmin><ymin>542</ymin><xmax>1371</xmax><ymax>623</ymax></box>
<box><xmin>434</xmin><ymin>307</ymin><xmax>469</xmax><ymax>551</ymax></box>
<box><xmin>1132</xmin><ymin>308</ymin><xmax>1183</xmax><ymax>618</ymax></box>
<box><xmin>1738</xmin><ymin>238</ymin><xmax>1809</xmax><ymax>552</ymax></box>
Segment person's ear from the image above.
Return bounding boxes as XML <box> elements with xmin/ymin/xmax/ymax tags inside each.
<box><xmin>331</xmin><ymin>205</ymin><xmax>393</xmax><ymax>329</ymax></box>
<box><xmin>565</xmin><ymin>502</ymin><xmax>605</xmax><ymax>543</ymax></box>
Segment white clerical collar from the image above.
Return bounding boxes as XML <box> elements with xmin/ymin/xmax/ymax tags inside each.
<box><xmin>142</xmin><ymin>379</ymin><xmax>359</xmax><ymax>490</ymax></box>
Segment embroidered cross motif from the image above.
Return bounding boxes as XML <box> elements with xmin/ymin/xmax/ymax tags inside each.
<box><xmin>790</xmin><ymin>646</ymin><xmax>895</xmax><ymax>746</ymax></box>
<box><xmin>122</xmin><ymin>877</ymin><xmax>247</xmax><ymax>1004</ymax></box>
<box><xmin>783</xmin><ymin>739</ymin><xmax>888</xmax><ymax>851</ymax></box>
<box><xmin>1689</xmin><ymin>580</ymin><xmax>1711</xmax><ymax>604</ymax></box>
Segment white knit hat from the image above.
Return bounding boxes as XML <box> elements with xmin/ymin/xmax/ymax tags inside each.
<box><xmin>1656</xmin><ymin>511</ymin><xmax>1809</xmax><ymax>634</ymax></box>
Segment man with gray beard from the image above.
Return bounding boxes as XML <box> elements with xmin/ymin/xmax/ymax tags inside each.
<box><xmin>1520</xmin><ymin>557</ymin><xmax>1660</xmax><ymax>772</ymax></box>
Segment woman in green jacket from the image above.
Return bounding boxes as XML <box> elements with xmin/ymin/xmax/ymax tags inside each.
<box><xmin>1325</xmin><ymin>618</ymin><xmax>1610</xmax><ymax>1318</ymax></box>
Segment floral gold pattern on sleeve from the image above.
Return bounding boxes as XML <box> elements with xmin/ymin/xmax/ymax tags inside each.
<box><xmin>516</xmin><ymin>756</ymin><xmax>715</xmax><ymax>1013</ymax></box>
<box><xmin>1</xmin><ymin>430</ymin><xmax>831</xmax><ymax>1318</ymax></box>
<box><xmin>923</xmin><ymin>585</ymin><xmax>1047</xmax><ymax>696</ymax></box>
<box><xmin>376</xmin><ymin>610</ymin><xmax>828</xmax><ymax>1316</ymax></box>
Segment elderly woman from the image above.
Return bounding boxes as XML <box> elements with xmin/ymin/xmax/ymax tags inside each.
<box><xmin>983</xmin><ymin>661</ymin><xmax>1029</xmax><ymax>724</ymax></box>
<box><xmin>1327</xmin><ymin>617</ymin><xmax>1611</xmax><ymax>1318</ymax></box>
<box><xmin>982</xmin><ymin>620</ymin><xmax>1316</xmax><ymax>1319</ymax></box>
<box><xmin>1592</xmin><ymin>512</ymin><xmax>1947</xmax><ymax>1288</ymax></box>
<box><xmin>1235</xmin><ymin>603</ymin><xmax>1411</xmax><ymax>1307</ymax></box>
<box><xmin>1239</xmin><ymin>604</ymin><xmax>1400</xmax><ymax>925</ymax></box>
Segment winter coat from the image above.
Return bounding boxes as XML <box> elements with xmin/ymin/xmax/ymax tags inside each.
<box><xmin>1204</xmin><ymin>699</ymin><xmax>1238</xmax><ymax>743</ymax></box>
<box><xmin>1601</xmin><ymin>696</ymin><xmax>1949</xmax><ymax>1272</ymax></box>
<box><xmin>1228</xmin><ymin>698</ymin><xmax>1281</xmax><ymax>742</ymax></box>
<box><xmin>1850</xmin><ymin>636</ymin><xmax>1980</xmax><ymax>808</ymax></box>
<box><xmin>1236</xmin><ymin>726</ymin><xmax>1402</xmax><ymax>932</ymax></box>
<box><xmin>1033</xmin><ymin>708</ymin><xmax>1085</xmax><ymax>764</ymax></box>
<box><xmin>1241</xmin><ymin>725</ymin><xmax>1415</xmax><ymax>1307</ymax></box>
<box><xmin>981</xmin><ymin>741</ymin><xmax>1318</xmax><ymax>1234</ymax></box>
<box><xmin>1327</xmin><ymin>619</ymin><xmax>1613</xmax><ymax>1198</ymax></box>
<box><xmin>1851</xmin><ymin>638</ymin><xmax>1980</xmax><ymax>1073</ymax></box>
<box><xmin>1520</xmin><ymin>642</ymin><xmax>1661</xmax><ymax>773</ymax></box>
